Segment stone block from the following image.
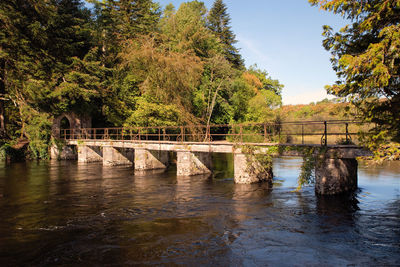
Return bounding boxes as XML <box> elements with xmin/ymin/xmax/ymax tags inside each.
<box><xmin>315</xmin><ymin>158</ymin><xmax>358</xmax><ymax>195</ymax></box>
<box><xmin>176</xmin><ymin>151</ymin><xmax>212</xmax><ymax>176</ymax></box>
<box><xmin>77</xmin><ymin>145</ymin><xmax>103</xmax><ymax>163</ymax></box>
<box><xmin>103</xmin><ymin>146</ymin><xmax>134</xmax><ymax>166</ymax></box>
<box><xmin>50</xmin><ymin>144</ymin><xmax>77</xmax><ymax>160</ymax></box>
<box><xmin>135</xmin><ymin>149</ymin><xmax>169</xmax><ymax>170</ymax></box>
<box><xmin>234</xmin><ymin>153</ymin><xmax>273</xmax><ymax>184</ymax></box>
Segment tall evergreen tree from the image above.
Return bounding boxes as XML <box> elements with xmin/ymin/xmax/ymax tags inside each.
<box><xmin>207</xmin><ymin>0</ymin><xmax>243</xmax><ymax>69</ymax></box>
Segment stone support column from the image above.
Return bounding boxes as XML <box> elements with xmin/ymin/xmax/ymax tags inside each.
<box><xmin>134</xmin><ymin>149</ymin><xmax>169</xmax><ymax>170</ymax></box>
<box><xmin>50</xmin><ymin>144</ymin><xmax>77</xmax><ymax>160</ymax></box>
<box><xmin>176</xmin><ymin>151</ymin><xmax>212</xmax><ymax>176</ymax></box>
<box><xmin>234</xmin><ymin>153</ymin><xmax>273</xmax><ymax>184</ymax></box>
<box><xmin>103</xmin><ymin>146</ymin><xmax>134</xmax><ymax>166</ymax></box>
<box><xmin>315</xmin><ymin>158</ymin><xmax>358</xmax><ymax>195</ymax></box>
<box><xmin>77</xmin><ymin>145</ymin><xmax>103</xmax><ymax>163</ymax></box>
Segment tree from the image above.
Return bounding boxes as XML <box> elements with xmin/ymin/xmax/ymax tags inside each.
<box><xmin>309</xmin><ymin>0</ymin><xmax>400</xmax><ymax>141</ymax></box>
<box><xmin>208</xmin><ymin>0</ymin><xmax>244</xmax><ymax>69</ymax></box>
<box><xmin>160</xmin><ymin>1</ymin><xmax>220</xmax><ymax>58</ymax></box>
<box><xmin>0</xmin><ymin>0</ymin><xmax>96</xmax><ymax>157</ymax></box>
<box><xmin>119</xmin><ymin>36</ymin><xmax>204</xmax><ymax>125</ymax></box>
<box><xmin>88</xmin><ymin>0</ymin><xmax>161</xmax><ymax>66</ymax></box>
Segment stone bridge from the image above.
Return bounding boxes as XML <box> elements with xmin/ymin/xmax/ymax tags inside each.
<box><xmin>51</xmin><ymin>121</ymin><xmax>372</xmax><ymax>195</ymax></box>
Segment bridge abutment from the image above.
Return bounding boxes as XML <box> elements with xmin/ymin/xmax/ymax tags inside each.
<box><xmin>315</xmin><ymin>158</ymin><xmax>358</xmax><ymax>195</ymax></box>
<box><xmin>103</xmin><ymin>146</ymin><xmax>134</xmax><ymax>166</ymax></box>
<box><xmin>177</xmin><ymin>151</ymin><xmax>212</xmax><ymax>176</ymax></box>
<box><xmin>77</xmin><ymin>145</ymin><xmax>103</xmax><ymax>163</ymax></box>
<box><xmin>134</xmin><ymin>149</ymin><xmax>169</xmax><ymax>170</ymax></box>
<box><xmin>234</xmin><ymin>153</ymin><xmax>273</xmax><ymax>184</ymax></box>
<box><xmin>50</xmin><ymin>144</ymin><xmax>77</xmax><ymax>160</ymax></box>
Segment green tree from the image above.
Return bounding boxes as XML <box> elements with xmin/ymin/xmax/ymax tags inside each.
<box><xmin>208</xmin><ymin>0</ymin><xmax>244</xmax><ymax>69</ymax></box>
<box><xmin>120</xmin><ymin>36</ymin><xmax>204</xmax><ymax>125</ymax></box>
<box><xmin>0</xmin><ymin>0</ymin><xmax>96</xmax><ymax>157</ymax></box>
<box><xmin>309</xmin><ymin>0</ymin><xmax>400</xmax><ymax>141</ymax></box>
<box><xmin>248</xmin><ymin>65</ymin><xmax>283</xmax><ymax>96</ymax></box>
<box><xmin>88</xmin><ymin>0</ymin><xmax>160</xmax><ymax>66</ymax></box>
<box><xmin>245</xmin><ymin>90</ymin><xmax>282</xmax><ymax>123</ymax></box>
<box><xmin>160</xmin><ymin>1</ymin><xmax>220</xmax><ymax>58</ymax></box>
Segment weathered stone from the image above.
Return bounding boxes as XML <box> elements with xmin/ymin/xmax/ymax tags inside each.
<box><xmin>103</xmin><ymin>146</ymin><xmax>134</xmax><ymax>166</ymax></box>
<box><xmin>52</xmin><ymin>112</ymin><xmax>91</xmax><ymax>138</ymax></box>
<box><xmin>315</xmin><ymin>158</ymin><xmax>358</xmax><ymax>195</ymax></box>
<box><xmin>77</xmin><ymin>145</ymin><xmax>103</xmax><ymax>163</ymax></box>
<box><xmin>50</xmin><ymin>145</ymin><xmax>78</xmax><ymax>160</ymax></box>
<box><xmin>176</xmin><ymin>151</ymin><xmax>212</xmax><ymax>176</ymax></box>
<box><xmin>50</xmin><ymin>145</ymin><xmax>77</xmax><ymax>160</ymax></box>
<box><xmin>234</xmin><ymin>153</ymin><xmax>273</xmax><ymax>184</ymax></box>
<box><xmin>135</xmin><ymin>149</ymin><xmax>169</xmax><ymax>170</ymax></box>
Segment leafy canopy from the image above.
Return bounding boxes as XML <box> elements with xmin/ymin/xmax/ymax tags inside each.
<box><xmin>309</xmin><ymin>0</ymin><xmax>400</xmax><ymax>141</ymax></box>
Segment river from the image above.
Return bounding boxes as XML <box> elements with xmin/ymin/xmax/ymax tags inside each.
<box><xmin>0</xmin><ymin>155</ymin><xmax>399</xmax><ymax>266</ymax></box>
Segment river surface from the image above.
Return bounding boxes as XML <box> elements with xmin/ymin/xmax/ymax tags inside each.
<box><xmin>0</xmin><ymin>155</ymin><xmax>399</xmax><ymax>266</ymax></box>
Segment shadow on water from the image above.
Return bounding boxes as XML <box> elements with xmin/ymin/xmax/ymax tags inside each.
<box><xmin>316</xmin><ymin>192</ymin><xmax>360</xmax><ymax>216</ymax></box>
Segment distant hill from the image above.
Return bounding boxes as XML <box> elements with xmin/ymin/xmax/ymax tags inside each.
<box><xmin>276</xmin><ymin>100</ymin><xmax>356</xmax><ymax>122</ymax></box>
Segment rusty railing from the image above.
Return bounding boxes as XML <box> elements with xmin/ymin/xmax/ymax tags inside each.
<box><xmin>60</xmin><ymin>120</ymin><xmax>370</xmax><ymax>146</ymax></box>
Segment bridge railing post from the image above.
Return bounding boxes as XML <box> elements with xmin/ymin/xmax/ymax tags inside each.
<box><xmin>278</xmin><ymin>126</ymin><xmax>281</xmax><ymax>144</ymax></box>
<box><xmin>302</xmin><ymin>124</ymin><xmax>304</xmax><ymax>145</ymax></box>
<box><xmin>240</xmin><ymin>125</ymin><xmax>243</xmax><ymax>143</ymax></box>
<box><xmin>324</xmin><ymin>121</ymin><xmax>327</xmax><ymax>146</ymax></box>
<box><xmin>264</xmin><ymin>124</ymin><xmax>267</xmax><ymax>143</ymax></box>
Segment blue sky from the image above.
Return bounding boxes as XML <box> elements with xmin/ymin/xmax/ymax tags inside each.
<box><xmin>156</xmin><ymin>0</ymin><xmax>349</xmax><ymax>105</ymax></box>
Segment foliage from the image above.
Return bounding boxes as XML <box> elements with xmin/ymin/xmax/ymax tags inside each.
<box><xmin>246</xmin><ymin>90</ymin><xmax>282</xmax><ymax>123</ymax></box>
<box><xmin>0</xmin><ymin>142</ymin><xmax>25</xmax><ymax>162</ymax></box>
<box><xmin>309</xmin><ymin>0</ymin><xmax>400</xmax><ymax>141</ymax></box>
<box><xmin>124</xmin><ymin>97</ymin><xmax>183</xmax><ymax>127</ymax></box>
<box><xmin>276</xmin><ymin>100</ymin><xmax>353</xmax><ymax>121</ymax></box>
<box><xmin>22</xmin><ymin>107</ymin><xmax>52</xmax><ymax>159</ymax></box>
<box><xmin>240</xmin><ymin>145</ymin><xmax>273</xmax><ymax>178</ymax></box>
<box><xmin>358</xmin><ymin>129</ymin><xmax>400</xmax><ymax>163</ymax></box>
<box><xmin>207</xmin><ymin>0</ymin><xmax>244</xmax><ymax>69</ymax></box>
<box><xmin>297</xmin><ymin>147</ymin><xmax>316</xmax><ymax>190</ymax></box>
<box><xmin>0</xmin><ymin>0</ymin><xmax>284</xmax><ymax>160</ymax></box>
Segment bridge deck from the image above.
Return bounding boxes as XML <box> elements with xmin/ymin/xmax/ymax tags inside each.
<box><xmin>66</xmin><ymin>140</ymin><xmax>372</xmax><ymax>159</ymax></box>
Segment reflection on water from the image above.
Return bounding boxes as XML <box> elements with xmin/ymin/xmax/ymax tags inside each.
<box><xmin>0</xmin><ymin>156</ymin><xmax>399</xmax><ymax>266</ymax></box>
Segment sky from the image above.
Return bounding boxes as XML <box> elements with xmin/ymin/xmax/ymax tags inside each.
<box><xmin>156</xmin><ymin>0</ymin><xmax>349</xmax><ymax>105</ymax></box>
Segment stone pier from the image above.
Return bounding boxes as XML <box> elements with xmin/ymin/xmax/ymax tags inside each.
<box><xmin>65</xmin><ymin>139</ymin><xmax>371</xmax><ymax>195</ymax></box>
<box><xmin>315</xmin><ymin>158</ymin><xmax>358</xmax><ymax>195</ymax></box>
<box><xmin>103</xmin><ymin>146</ymin><xmax>134</xmax><ymax>166</ymax></box>
<box><xmin>234</xmin><ymin>153</ymin><xmax>273</xmax><ymax>184</ymax></box>
<box><xmin>177</xmin><ymin>151</ymin><xmax>212</xmax><ymax>176</ymax></box>
<box><xmin>77</xmin><ymin>145</ymin><xmax>103</xmax><ymax>163</ymax></box>
<box><xmin>134</xmin><ymin>149</ymin><xmax>169</xmax><ymax>170</ymax></box>
<box><xmin>50</xmin><ymin>144</ymin><xmax>77</xmax><ymax>160</ymax></box>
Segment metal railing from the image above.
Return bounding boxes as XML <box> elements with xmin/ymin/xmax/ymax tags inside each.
<box><xmin>60</xmin><ymin>120</ymin><xmax>370</xmax><ymax>146</ymax></box>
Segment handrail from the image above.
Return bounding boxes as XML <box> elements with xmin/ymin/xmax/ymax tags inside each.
<box><xmin>59</xmin><ymin>120</ymin><xmax>371</xmax><ymax>146</ymax></box>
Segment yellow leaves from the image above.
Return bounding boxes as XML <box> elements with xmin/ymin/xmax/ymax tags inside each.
<box><xmin>242</xmin><ymin>72</ymin><xmax>262</xmax><ymax>94</ymax></box>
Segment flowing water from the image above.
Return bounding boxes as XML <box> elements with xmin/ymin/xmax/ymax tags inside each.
<box><xmin>0</xmin><ymin>155</ymin><xmax>399</xmax><ymax>266</ymax></box>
